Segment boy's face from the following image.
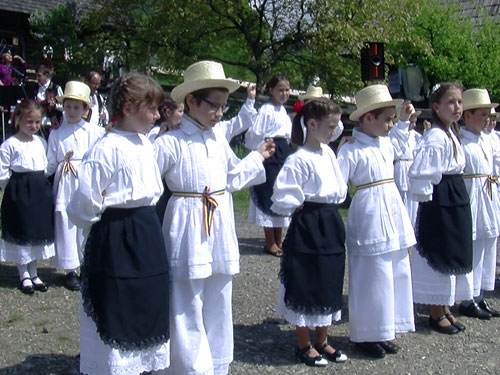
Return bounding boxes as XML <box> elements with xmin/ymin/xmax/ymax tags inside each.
<box><xmin>362</xmin><ymin>107</ymin><xmax>396</xmax><ymax>137</ymax></box>
<box><xmin>63</xmin><ymin>99</ymin><xmax>87</xmax><ymax>123</ymax></box>
<box><xmin>464</xmin><ymin>108</ymin><xmax>489</xmax><ymax>134</ymax></box>
<box><xmin>187</xmin><ymin>90</ymin><xmax>229</xmax><ymax>128</ymax></box>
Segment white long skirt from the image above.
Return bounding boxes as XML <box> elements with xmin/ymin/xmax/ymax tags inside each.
<box><xmin>79</xmin><ymin>303</ymin><xmax>170</xmax><ymax>375</ymax></box>
<box><xmin>247</xmin><ymin>199</ymin><xmax>290</xmax><ymax>228</ymax></box>
<box><xmin>53</xmin><ymin>210</ymin><xmax>84</xmax><ymax>270</ymax></box>
<box><xmin>276</xmin><ymin>283</ymin><xmax>341</xmax><ymax>327</ymax></box>
<box><xmin>411</xmin><ymin>250</ymin><xmax>473</xmax><ymax>306</ymax></box>
<box><xmin>349</xmin><ymin>249</ymin><xmax>415</xmax><ymax>342</ymax></box>
<box><xmin>0</xmin><ymin>240</ymin><xmax>54</xmax><ymax>265</ymax></box>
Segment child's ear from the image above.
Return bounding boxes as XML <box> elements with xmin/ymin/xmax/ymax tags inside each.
<box><xmin>185</xmin><ymin>94</ymin><xmax>196</xmax><ymax>111</ymax></box>
<box><xmin>307</xmin><ymin>118</ymin><xmax>317</xmax><ymax>129</ymax></box>
<box><xmin>122</xmin><ymin>102</ymin><xmax>133</xmax><ymax>117</ymax></box>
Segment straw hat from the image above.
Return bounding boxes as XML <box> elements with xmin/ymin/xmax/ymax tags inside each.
<box><xmin>490</xmin><ymin>107</ymin><xmax>500</xmax><ymax>120</ymax></box>
<box><xmin>462</xmin><ymin>88</ymin><xmax>498</xmax><ymax>111</ymax></box>
<box><xmin>56</xmin><ymin>81</ymin><xmax>91</xmax><ymax>106</ymax></box>
<box><xmin>298</xmin><ymin>85</ymin><xmax>324</xmax><ymax>101</ymax></box>
<box><xmin>396</xmin><ymin>103</ymin><xmax>421</xmax><ymax>119</ymax></box>
<box><xmin>349</xmin><ymin>85</ymin><xmax>403</xmax><ymax>121</ymax></box>
<box><xmin>171</xmin><ymin>60</ymin><xmax>240</xmax><ymax>103</ymax></box>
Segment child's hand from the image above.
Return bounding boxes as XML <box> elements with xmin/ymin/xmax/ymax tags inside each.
<box><xmin>399</xmin><ymin>100</ymin><xmax>414</xmax><ymax>122</ymax></box>
<box><xmin>423</xmin><ymin>119</ymin><xmax>431</xmax><ymax>132</ymax></box>
<box><xmin>258</xmin><ymin>138</ymin><xmax>275</xmax><ymax>159</ymax></box>
<box><xmin>247</xmin><ymin>84</ymin><xmax>256</xmax><ymax>100</ymax></box>
<box><xmin>338</xmin><ymin>136</ymin><xmax>354</xmax><ymax>150</ymax></box>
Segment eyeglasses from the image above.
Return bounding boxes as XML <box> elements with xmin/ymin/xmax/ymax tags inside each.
<box><xmin>201</xmin><ymin>97</ymin><xmax>230</xmax><ymax>114</ymax></box>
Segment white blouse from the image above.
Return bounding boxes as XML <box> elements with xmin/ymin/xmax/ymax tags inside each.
<box><xmin>389</xmin><ymin>120</ymin><xmax>422</xmax><ymax>192</ymax></box>
<box><xmin>244</xmin><ymin>102</ymin><xmax>292</xmax><ymax>150</ymax></box>
<box><xmin>46</xmin><ymin>119</ymin><xmax>105</xmax><ymax>175</ymax></box>
<box><xmin>337</xmin><ymin>128</ymin><xmax>415</xmax><ymax>255</ymax></box>
<box><xmin>0</xmin><ymin>135</ymin><xmax>48</xmax><ymax>188</ymax></box>
<box><xmin>154</xmin><ymin>116</ymin><xmax>266</xmax><ymax>280</ymax></box>
<box><xmin>67</xmin><ymin>129</ymin><xmax>163</xmax><ymax>230</ymax></box>
<box><xmin>271</xmin><ymin>144</ymin><xmax>347</xmax><ymax>216</ymax></box>
<box><xmin>460</xmin><ymin>128</ymin><xmax>500</xmax><ymax>240</ymax></box>
<box><xmin>409</xmin><ymin>126</ymin><xmax>466</xmax><ymax>202</ymax></box>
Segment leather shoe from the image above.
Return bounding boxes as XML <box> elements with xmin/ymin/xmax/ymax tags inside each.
<box><xmin>64</xmin><ymin>271</ymin><xmax>81</xmax><ymax>291</ymax></box>
<box><xmin>478</xmin><ymin>299</ymin><xmax>500</xmax><ymax>318</ymax></box>
<box><xmin>31</xmin><ymin>277</ymin><xmax>48</xmax><ymax>292</ymax></box>
<box><xmin>19</xmin><ymin>278</ymin><xmax>34</xmax><ymax>295</ymax></box>
<box><xmin>458</xmin><ymin>302</ymin><xmax>491</xmax><ymax>320</ymax></box>
<box><xmin>355</xmin><ymin>342</ymin><xmax>386</xmax><ymax>358</ymax></box>
<box><xmin>295</xmin><ymin>346</ymin><xmax>328</xmax><ymax>367</ymax></box>
<box><xmin>444</xmin><ymin>313</ymin><xmax>466</xmax><ymax>331</ymax></box>
<box><xmin>429</xmin><ymin>315</ymin><xmax>460</xmax><ymax>335</ymax></box>
<box><xmin>379</xmin><ymin>340</ymin><xmax>399</xmax><ymax>354</ymax></box>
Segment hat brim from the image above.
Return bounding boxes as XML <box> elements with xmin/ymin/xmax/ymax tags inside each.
<box><xmin>171</xmin><ymin>79</ymin><xmax>240</xmax><ymax>103</ymax></box>
<box><xmin>56</xmin><ymin>95</ymin><xmax>91</xmax><ymax>107</ymax></box>
<box><xmin>410</xmin><ymin>111</ymin><xmax>422</xmax><ymax>117</ymax></box>
<box><xmin>463</xmin><ymin>103</ymin><xmax>499</xmax><ymax>111</ymax></box>
<box><xmin>298</xmin><ymin>94</ymin><xmax>323</xmax><ymax>101</ymax></box>
<box><xmin>349</xmin><ymin>99</ymin><xmax>404</xmax><ymax>121</ymax></box>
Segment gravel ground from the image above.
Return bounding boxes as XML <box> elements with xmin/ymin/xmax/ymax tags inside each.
<box><xmin>1</xmin><ymin>207</ymin><xmax>499</xmax><ymax>375</ymax></box>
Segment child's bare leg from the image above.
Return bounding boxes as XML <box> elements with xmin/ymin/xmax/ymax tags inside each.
<box><xmin>264</xmin><ymin>227</ymin><xmax>281</xmax><ymax>255</ymax></box>
<box><xmin>274</xmin><ymin>227</ymin><xmax>283</xmax><ymax>249</ymax></box>
<box><xmin>430</xmin><ymin>305</ymin><xmax>452</xmax><ymax>327</ymax></box>
<box><xmin>296</xmin><ymin>326</ymin><xmax>320</xmax><ymax>356</ymax></box>
<box><xmin>314</xmin><ymin>326</ymin><xmax>334</xmax><ymax>354</ymax></box>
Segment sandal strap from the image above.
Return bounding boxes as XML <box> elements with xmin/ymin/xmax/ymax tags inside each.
<box><xmin>21</xmin><ymin>277</ymin><xmax>32</xmax><ymax>283</ymax></box>
<box><xmin>296</xmin><ymin>345</ymin><xmax>313</xmax><ymax>357</ymax></box>
<box><xmin>314</xmin><ymin>342</ymin><xmax>329</xmax><ymax>353</ymax></box>
<box><xmin>435</xmin><ymin>314</ymin><xmax>449</xmax><ymax>322</ymax></box>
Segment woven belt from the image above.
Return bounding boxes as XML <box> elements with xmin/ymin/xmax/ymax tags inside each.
<box><xmin>171</xmin><ymin>187</ymin><xmax>225</xmax><ymax>235</ymax></box>
<box><xmin>463</xmin><ymin>174</ymin><xmax>499</xmax><ymax>199</ymax></box>
<box><xmin>356</xmin><ymin>178</ymin><xmax>395</xmax><ymax>191</ymax></box>
<box><xmin>63</xmin><ymin>151</ymin><xmax>78</xmax><ymax>177</ymax></box>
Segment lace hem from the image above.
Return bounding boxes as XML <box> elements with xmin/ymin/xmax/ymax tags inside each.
<box><xmin>81</xmin><ymin>231</ymin><xmax>169</xmax><ymax>352</ymax></box>
<box><xmin>1</xmin><ymin>232</ymin><xmax>53</xmax><ymax>247</ymax></box>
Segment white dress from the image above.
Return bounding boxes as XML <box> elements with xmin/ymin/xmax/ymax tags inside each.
<box><xmin>46</xmin><ymin>119</ymin><xmax>104</xmax><ymax>270</ymax></box>
<box><xmin>67</xmin><ymin>129</ymin><xmax>169</xmax><ymax>375</ymax></box>
<box><xmin>272</xmin><ymin>144</ymin><xmax>347</xmax><ymax>326</ymax></box>
<box><xmin>409</xmin><ymin>127</ymin><xmax>473</xmax><ymax>305</ymax></box>
<box><xmin>245</xmin><ymin>102</ymin><xmax>292</xmax><ymax>227</ymax></box>
<box><xmin>461</xmin><ymin>128</ymin><xmax>500</xmax><ymax>294</ymax></box>
<box><xmin>389</xmin><ymin>120</ymin><xmax>421</xmax><ymax>226</ymax></box>
<box><xmin>0</xmin><ymin>135</ymin><xmax>55</xmax><ymax>264</ymax></box>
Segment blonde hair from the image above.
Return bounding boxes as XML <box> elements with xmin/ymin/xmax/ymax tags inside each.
<box><xmin>108</xmin><ymin>72</ymin><xmax>165</xmax><ymax>125</ymax></box>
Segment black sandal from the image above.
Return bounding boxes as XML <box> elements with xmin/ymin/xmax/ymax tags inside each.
<box><xmin>31</xmin><ymin>277</ymin><xmax>48</xmax><ymax>292</ymax></box>
<box><xmin>445</xmin><ymin>313</ymin><xmax>465</xmax><ymax>331</ymax></box>
<box><xmin>429</xmin><ymin>314</ymin><xmax>460</xmax><ymax>335</ymax></box>
<box><xmin>19</xmin><ymin>277</ymin><xmax>34</xmax><ymax>295</ymax></box>
<box><xmin>295</xmin><ymin>345</ymin><xmax>328</xmax><ymax>367</ymax></box>
<box><xmin>314</xmin><ymin>343</ymin><xmax>348</xmax><ymax>362</ymax></box>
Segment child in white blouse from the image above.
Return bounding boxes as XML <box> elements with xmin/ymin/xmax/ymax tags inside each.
<box><xmin>0</xmin><ymin>100</ymin><xmax>54</xmax><ymax>294</ymax></box>
<box><xmin>409</xmin><ymin>82</ymin><xmax>473</xmax><ymax>334</ymax></box>
<box><xmin>154</xmin><ymin>60</ymin><xmax>274</xmax><ymax>375</ymax></box>
<box><xmin>337</xmin><ymin>85</ymin><xmax>416</xmax><ymax>359</ymax></box>
<box><xmin>245</xmin><ymin>75</ymin><xmax>292</xmax><ymax>256</ymax></box>
<box><xmin>271</xmin><ymin>99</ymin><xmax>348</xmax><ymax>367</ymax></box>
<box><xmin>458</xmin><ymin>89</ymin><xmax>500</xmax><ymax>319</ymax></box>
<box><xmin>46</xmin><ymin>81</ymin><xmax>104</xmax><ymax>291</ymax></box>
<box><xmin>67</xmin><ymin>73</ymin><xmax>170</xmax><ymax>375</ymax></box>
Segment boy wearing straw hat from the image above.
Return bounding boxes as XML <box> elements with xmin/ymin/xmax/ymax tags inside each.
<box><xmin>46</xmin><ymin>81</ymin><xmax>104</xmax><ymax>291</ymax></box>
<box><xmin>298</xmin><ymin>85</ymin><xmax>344</xmax><ymax>143</ymax></box>
<box><xmin>458</xmin><ymin>88</ymin><xmax>500</xmax><ymax>319</ymax></box>
<box><xmin>389</xmin><ymin>101</ymin><xmax>422</xmax><ymax>226</ymax></box>
<box><xmin>337</xmin><ymin>84</ymin><xmax>416</xmax><ymax>358</ymax></box>
<box><xmin>154</xmin><ymin>60</ymin><xmax>275</xmax><ymax>375</ymax></box>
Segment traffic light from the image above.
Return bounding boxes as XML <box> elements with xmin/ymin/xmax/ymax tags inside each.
<box><xmin>361</xmin><ymin>42</ymin><xmax>385</xmax><ymax>82</ymax></box>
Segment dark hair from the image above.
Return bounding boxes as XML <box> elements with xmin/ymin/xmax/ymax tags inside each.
<box><xmin>108</xmin><ymin>72</ymin><xmax>165</xmax><ymax>121</ymax></box>
<box><xmin>158</xmin><ymin>95</ymin><xmax>182</xmax><ymax>124</ymax></box>
<box><xmin>265</xmin><ymin>75</ymin><xmax>289</xmax><ymax>94</ymax></box>
<box><xmin>84</xmin><ymin>71</ymin><xmax>100</xmax><ymax>83</ymax></box>
<box><xmin>430</xmin><ymin>82</ymin><xmax>463</xmax><ymax>140</ymax></box>
<box><xmin>291</xmin><ymin>99</ymin><xmax>341</xmax><ymax>146</ymax></box>
<box><xmin>358</xmin><ymin>107</ymin><xmax>389</xmax><ymax>123</ymax></box>
<box><xmin>184</xmin><ymin>87</ymin><xmax>229</xmax><ymax>112</ymax></box>
<box><xmin>13</xmin><ymin>100</ymin><xmax>43</xmax><ymax>130</ymax></box>
<box><xmin>36</xmin><ymin>65</ymin><xmax>51</xmax><ymax>76</ymax></box>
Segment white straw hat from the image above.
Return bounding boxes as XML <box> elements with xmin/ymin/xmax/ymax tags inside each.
<box><xmin>396</xmin><ymin>103</ymin><xmax>421</xmax><ymax>119</ymax></box>
<box><xmin>56</xmin><ymin>81</ymin><xmax>91</xmax><ymax>106</ymax></box>
<box><xmin>491</xmin><ymin>107</ymin><xmax>500</xmax><ymax>120</ymax></box>
<box><xmin>171</xmin><ymin>60</ymin><xmax>240</xmax><ymax>103</ymax></box>
<box><xmin>349</xmin><ymin>85</ymin><xmax>403</xmax><ymax>121</ymax></box>
<box><xmin>463</xmin><ymin>88</ymin><xmax>498</xmax><ymax>111</ymax></box>
<box><xmin>298</xmin><ymin>85</ymin><xmax>324</xmax><ymax>101</ymax></box>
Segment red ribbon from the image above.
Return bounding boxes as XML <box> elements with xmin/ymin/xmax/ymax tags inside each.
<box><xmin>293</xmin><ymin>101</ymin><xmax>304</xmax><ymax>115</ymax></box>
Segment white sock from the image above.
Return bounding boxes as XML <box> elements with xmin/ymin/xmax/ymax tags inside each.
<box><xmin>17</xmin><ymin>264</ymin><xmax>32</xmax><ymax>286</ymax></box>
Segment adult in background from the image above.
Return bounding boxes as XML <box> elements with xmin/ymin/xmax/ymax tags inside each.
<box><xmin>35</xmin><ymin>65</ymin><xmax>63</xmax><ymax>134</ymax></box>
<box><xmin>83</xmin><ymin>71</ymin><xmax>109</xmax><ymax>127</ymax></box>
<box><xmin>0</xmin><ymin>52</ymin><xmax>27</xmax><ymax>86</ymax></box>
